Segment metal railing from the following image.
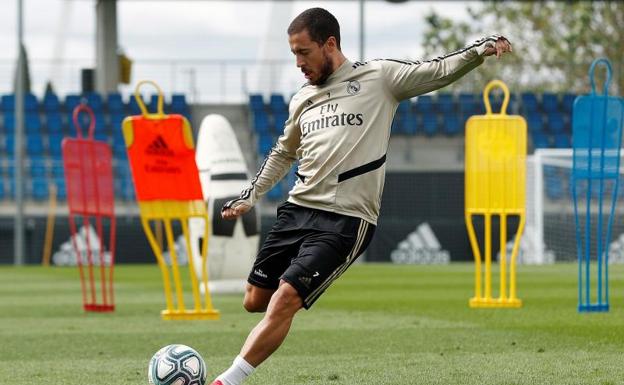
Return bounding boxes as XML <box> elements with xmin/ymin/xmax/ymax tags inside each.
<box><xmin>0</xmin><ymin>58</ymin><xmax>302</xmax><ymax>104</ymax></box>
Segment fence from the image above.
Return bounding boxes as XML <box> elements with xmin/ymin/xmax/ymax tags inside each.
<box><xmin>0</xmin><ymin>58</ymin><xmax>299</xmax><ymax>104</ymax></box>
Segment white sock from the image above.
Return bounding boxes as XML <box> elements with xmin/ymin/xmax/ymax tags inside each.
<box><xmin>216</xmin><ymin>355</ymin><xmax>255</xmax><ymax>385</ymax></box>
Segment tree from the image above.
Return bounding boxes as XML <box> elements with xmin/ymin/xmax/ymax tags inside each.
<box><xmin>421</xmin><ymin>1</ymin><xmax>624</xmax><ymax>95</ymax></box>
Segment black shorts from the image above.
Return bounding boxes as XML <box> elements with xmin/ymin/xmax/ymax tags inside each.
<box><xmin>248</xmin><ymin>202</ymin><xmax>375</xmax><ymax>309</ymax></box>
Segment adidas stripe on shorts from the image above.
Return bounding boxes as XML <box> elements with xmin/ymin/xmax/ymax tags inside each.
<box><xmin>248</xmin><ymin>202</ymin><xmax>375</xmax><ymax>309</ymax></box>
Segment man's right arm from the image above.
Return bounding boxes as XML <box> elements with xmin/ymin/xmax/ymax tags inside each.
<box><xmin>222</xmin><ymin>114</ymin><xmax>300</xmax><ymax>218</ymax></box>
<box><xmin>381</xmin><ymin>35</ymin><xmax>510</xmax><ymax>101</ymax></box>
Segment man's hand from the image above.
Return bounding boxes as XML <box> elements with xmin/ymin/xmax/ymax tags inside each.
<box><xmin>483</xmin><ymin>36</ymin><xmax>512</xmax><ymax>59</ymax></box>
<box><xmin>222</xmin><ymin>202</ymin><xmax>251</xmax><ymax>220</ymax></box>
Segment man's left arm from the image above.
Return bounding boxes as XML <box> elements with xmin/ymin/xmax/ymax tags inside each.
<box><xmin>382</xmin><ymin>35</ymin><xmax>512</xmax><ymax>101</ymax></box>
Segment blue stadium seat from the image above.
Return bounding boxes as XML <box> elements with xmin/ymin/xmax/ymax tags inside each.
<box><xmin>541</xmin><ymin>93</ymin><xmax>559</xmax><ymax>114</ymax></box>
<box><xmin>553</xmin><ymin>133</ymin><xmax>570</xmax><ymax>148</ymax></box>
<box><xmin>485</xmin><ymin>92</ymin><xmax>516</xmax><ymax>114</ymax></box>
<box><xmin>148</xmin><ymin>94</ymin><xmax>160</xmax><ymax>113</ymax></box>
<box><xmin>29</xmin><ymin>157</ymin><xmax>47</xmax><ymax>177</ymax></box>
<box><xmin>46</xmin><ymin>112</ymin><xmax>64</xmax><ymax>134</ymax></box>
<box><xmin>31</xmin><ymin>177</ymin><xmax>49</xmax><ymax>201</ymax></box>
<box><xmin>258</xmin><ymin>134</ymin><xmax>274</xmax><ymax>155</ymax></box>
<box><xmin>266</xmin><ymin>184</ymin><xmax>283</xmax><ymax>201</ymax></box>
<box><xmin>273</xmin><ymin>111</ymin><xmax>289</xmax><ymax>131</ymax></box>
<box><xmin>391</xmin><ymin>117</ymin><xmax>403</xmax><ymax>135</ymax></box>
<box><xmin>422</xmin><ymin>114</ymin><xmax>438</xmax><ymax>136</ymax></box>
<box><xmin>0</xmin><ymin>176</ymin><xmax>4</xmax><ymax>200</ymax></box>
<box><xmin>269</xmin><ymin>94</ymin><xmax>287</xmax><ymax>113</ymax></box>
<box><xmin>4</xmin><ymin>134</ymin><xmax>15</xmax><ymax>155</ymax></box>
<box><xmin>112</xmin><ymin>124</ymin><xmax>125</xmax><ymax>144</ymax></box>
<box><xmin>547</xmin><ymin>112</ymin><xmax>566</xmax><ymax>133</ymax></box>
<box><xmin>459</xmin><ymin>93</ymin><xmax>480</xmax><ymax>124</ymax></box>
<box><xmin>50</xmin><ymin>159</ymin><xmax>65</xmax><ymax>179</ymax></box>
<box><xmin>253</xmin><ymin>110</ymin><xmax>271</xmax><ymax>134</ymax></box>
<box><xmin>25</xmin><ymin>113</ymin><xmax>41</xmax><ymax>134</ymax></box>
<box><xmin>442</xmin><ymin>115</ymin><xmax>461</xmax><ymax>136</ymax></box>
<box><xmin>43</xmin><ymin>92</ymin><xmax>61</xmax><ymax>113</ymax></box>
<box><xmin>521</xmin><ymin>92</ymin><xmax>539</xmax><ymax>114</ymax></box>
<box><xmin>106</xmin><ymin>93</ymin><xmax>125</xmax><ymax>113</ymax></box>
<box><xmin>526</xmin><ymin>112</ymin><xmax>543</xmax><ymax>133</ymax></box>
<box><xmin>402</xmin><ymin>114</ymin><xmax>418</xmax><ymax>135</ymax></box>
<box><xmin>414</xmin><ymin>95</ymin><xmax>434</xmax><ymax>113</ymax></box>
<box><xmin>128</xmin><ymin>95</ymin><xmax>143</xmax><ymax>115</ymax></box>
<box><xmin>53</xmin><ymin>177</ymin><xmax>66</xmax><ymax>200</ymax></box>
<box><xmin>393</xmin><ymin>101</ymin><xmax>412</xmax><ymax>135</ymax></box>
<box><xmin>283</xmin><ymin>168</ymin><xmax>297</xmax><ymax>191</ymax></box>
<box><xmin>113</xmin><ymin>165</ymin><xmax>124</xmax><ymax>199</ymax></box>
<box><xmin>85</xmin><ymin>93</ymin><xmax>104</xmax><ymax>112</ymax></box>
<box><xmin>93</xmin><ymin>113</ymin><xmax>108</xmax><ymax>137</ymax></box>
<box><xmin>489</xmin><ymin>96</ymin><xmax>503</xmax><ymax>114</ymax></box>
<box><xmin>1</xmin><ymin>95</ymin><xmax>12</xmax><ymax>112</ymax></box>
<box><xmin>94</xmin><ymin>130</ymin><xmax>109</xmax><ymax>143</ymax></box>
<box><xmin>113</xmin><ymin>163</ymin><xmax>133</xmax><ymax>201</ymax></box>
<box><xmin>110</xmin><ymin>113</ymin><xmax>125</xmax><ymax>134</ymax></box>
<box><xmin>25</xmin><ymin>94</ymin><xmax>38</xmax><ymax>111</ymax></box>
<box><xmin>122</xmin><ymin>182</ymin><xmax>135</xmax><ymax>201</ymax></box>
<box><xmin>5</xmin><ymin>159</ymin><xmax>15</xmax><ymax>179</ymax></box>
<box><xmin>171</xmin><ymin>94</ymin><xmax>189</xmax><ymax>112</ymax></box>
<box><xmin>459</xmin><ymin>93</ymin><xmax>478</xmax><ymax>112</ymax></box>
<box><xmin>64</xmin><ymin>94</ymin><xmax>82</xmax><ymax>113</ymax></box>
<box><xmin>484</xmin><ymin>89</ymin><xmax>503</xmax><ymax>113</ymax></box>
<box><xmin>51</xmin><ymin>163</ymin><xmax>65</xmax><ymax>179</ymax></box>
<box><xmin>1</xmin><ymin>94</ymin><xmax>38</xmax><ymax>112</ymax></box>
<box><xmin>113</xmin><ymin>135</ymin><xmax>127</xmax><ymax>157</ymax></box>
<box><xmin>397</xmin><ymin>100</ymin><xmax>410</xmax><ymax>115</ymax></box>
<box><xmin>9</xmin><ymin>178</ymin><xmax>16</xmax><ymax>199</ymax></box>
<box><xmin>48</xmin><ymin>134</ymin><xmax>64</xmax><ymax>158</ymax></box>
<box><xmin>3</xmin><ymin>113</ymin><xmax>14</xmax><ymax>131</ymax></box>
<box><xmin>562</xmin><ymin>93</ymin><xmax>576</xmax><ymax>114</ymax></box>
<box><xmin>249</xmin><ymin>94</ymin><xmax>265</xmax><ymax>111</ymax></box>
<box><xmin>0</xmin><ymin>113</ymin><xmax>40</xmax><ymax>134</ymax></box>
<box><xmin>506</xmin><ymin>93</ymin><xmax>518</xmax><ymax>113</ymax></box>
<box><xmin>436</xmin><ymin>93</ymin><xmax>455</xmax><ymax>114</ymax></box>
<box><xmin>531</xmin><ymin>131</ymin><xmax>550</xmax><ymax>149</ymax></box>
<box><xmin>26</xmin><ymin>135</ymin><xmax>45</xmax><ymax>156</ymax></box>
<box><xmin>170</xmin><ymin>94</ymin><xmax>190</xmax><ymax>120</ymax></box>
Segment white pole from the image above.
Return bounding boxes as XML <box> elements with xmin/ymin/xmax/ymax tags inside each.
<box><xmin>14</xmin><ymin>0</ymin><xmax>25</xmax><ymax>265</ymax></box>
<box><xmin>359</xmin><ymin>0</ymin><xmax>365</xmax><ymax>62</ymax></box>
<box><xmin>534</xmin><ymin>150</ymin><xmax>544</xmax><ymax>264</ymax></box>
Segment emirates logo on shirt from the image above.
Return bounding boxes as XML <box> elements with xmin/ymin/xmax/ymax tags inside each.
<box><xmin>346</xmin><ymin>80</ymin><xmax>361</xmax><ymax>95</ymax></box>
<box><xmin>300</xmin><ymin>103</ymin><xmax>365</xmax><ymax>137</ymax></box>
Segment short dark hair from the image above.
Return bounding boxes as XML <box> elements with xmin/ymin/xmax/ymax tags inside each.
<box><xmin>287</xmin><ymin>8</ymin><xmax>341</xmax><ymax>50</ymax></box>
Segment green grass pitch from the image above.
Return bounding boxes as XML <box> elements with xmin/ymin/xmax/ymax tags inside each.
<box><xmin>1</xmin><ymin>263</ymin><xmax>623</xmax><ymax>385</ymax></box>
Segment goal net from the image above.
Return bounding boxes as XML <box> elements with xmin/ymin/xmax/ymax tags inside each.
<box><xmin>524</xmin><ymin>148</ymin><xmax>624</xmax><ymax>264</ymax></box>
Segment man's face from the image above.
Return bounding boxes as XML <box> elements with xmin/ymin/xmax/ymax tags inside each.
<box><xmin>289</xmin><ymin>29</ymin><xmax>333</xmax><ymax>86</ymax></box>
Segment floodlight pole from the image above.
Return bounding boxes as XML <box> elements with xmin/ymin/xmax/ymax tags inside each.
<box><xmin>14</xmin><ymin>0</ymin><xmax>25</xmax><ymax>265</ymax></box>
<box><xmin>359</xmin><ymin>0</ymin><xmax>365</xmax><ymax>62</ymax></box>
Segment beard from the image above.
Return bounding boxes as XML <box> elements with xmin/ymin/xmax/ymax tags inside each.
<box><xmin>310</xmin><ymin>53</ymin><xmax>333</xmax><ymax>86</ymax></box>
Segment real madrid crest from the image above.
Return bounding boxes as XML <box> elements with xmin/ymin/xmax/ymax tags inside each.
<box><xmin>346</xmin><ymin>80</ymin><xmax>361</xmax><ymax>95</ymax></box>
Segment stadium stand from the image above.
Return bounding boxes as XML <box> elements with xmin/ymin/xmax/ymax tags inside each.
<box><xmin>0</xmin><ymin>90</ymin><xmax>580</xmax><ymax>203</ymax></box>
<box><xmin>0</xmin><ymin>91</ymin><xmax>191</xmax><ymax>202</ymax></box>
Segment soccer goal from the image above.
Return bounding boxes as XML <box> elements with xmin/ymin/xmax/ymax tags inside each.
<box><xmin>524</xmin><ymin>148</ymin><xmax>624</xmax><ymax>264</ymax></box>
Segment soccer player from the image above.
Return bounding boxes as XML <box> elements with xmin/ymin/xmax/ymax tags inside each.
<box><xmin>211</xmin><ymin>7</ymin><xmax>512</xmax><ymax>385</ymax></box>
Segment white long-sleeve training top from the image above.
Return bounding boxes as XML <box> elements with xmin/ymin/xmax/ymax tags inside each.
<box><xmin>224</xmin><ymin>35</ymin><xmax>503</xmax><ymax>225</ymax></box>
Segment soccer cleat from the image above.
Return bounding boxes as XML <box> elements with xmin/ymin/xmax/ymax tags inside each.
<box><xmin>210</xmin><ymin>381</ymin><xmax>224</xmax><ymax>385</ymax></box>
